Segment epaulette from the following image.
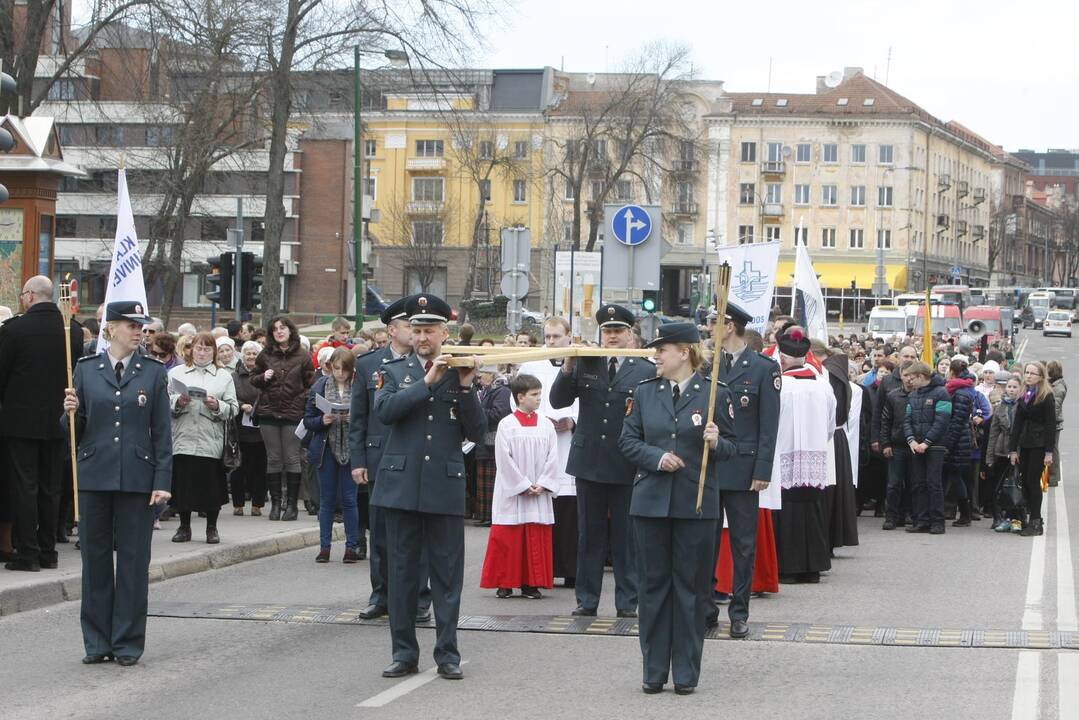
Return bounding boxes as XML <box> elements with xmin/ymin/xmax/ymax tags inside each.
<box><xmin>76</xmin><ymin>353</ymin><xmax>98</xmax><ymax>364</ymax></box>
<box><xmin>357</xmin><ymin>347</ymin><xmax>381</xmax><ymax>360</ymax></box>
<box><xmin>382</xmin><ymin>355</ymin><xmax>407</xmax><ymax>365</ymax></box>
<box><xmin>141</xmin><ymin>354</ymin><xmax>164</xmax><ymax>365</ymax></box>
<box><xmin>637</xmin><ymin>375</ymin><xmax>663</xmax><ymax>385</ymax></box>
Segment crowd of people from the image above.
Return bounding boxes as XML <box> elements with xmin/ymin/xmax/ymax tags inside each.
<box><xmin>0</xmin><ymin>275</ymin><xmax>1066</xmax><ymax>688</ymax></box>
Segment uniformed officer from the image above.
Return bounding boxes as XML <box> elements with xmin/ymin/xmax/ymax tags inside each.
<box><xmin>62</xmin><ymin>301</ymin><xmax>172</xmax><ymax>667</ymax></box>
<box><xmin>709</xmin><ymin>302</ymin><xmax>781</xmax><ymax>638</ymax></box>
<box><xmin>349</xmin><ymin>295</ymin><xmax>432</xmax><ymax>622</ymax></box>
<box><xmin>619</xmin><ymin>322</ymin><xmax>737</xmax><ymax>695</ymax></box>
<box><xmin>371</xmin><ymin>294</ymin><xmax>485</xmax><ymax>680</ymax></box>
<box><xmin>550</xmin><ymin>303</ymin><xmax>655</xmax><ymax>618</ymax></box>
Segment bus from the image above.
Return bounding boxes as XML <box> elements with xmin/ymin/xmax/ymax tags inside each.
<box><xmin>893</xmin><ymin>293</ymin><xmax>927</xmax><ymax>308</ymax></box>
<box><xmin>1037</xmin><ymin>287</ymin><xmax>1076</xmax><ymax>310</ymax></box>
<box><xmin>930</xmin><ymin>284</ymin><xmax>973</xmax><ymax>312</ymax></box>
<box><xmin>913</xmin><ymin>303</ymin><xmax>963</xmax><ymax>336</ymax></box>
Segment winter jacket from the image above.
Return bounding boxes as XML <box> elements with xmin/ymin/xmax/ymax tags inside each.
<box><xmin>943</xmin><ymin>372</ymin><xmax>979</xmax><ymax>465</ymax></box>
<box><xmin>249</xmin><ymin>338</ymin><xmax>317</xmax><ymax>422</ymax></box>
<box><xmin>1010</xmin><ymin>390</ymin><xmax>1057</xmax><ymax>452</ymax></box>
<box><xmin>303</xmin><ymin>375</ymin><xmax>352</xmax><ymax>469</ymax></box>
<box><xmin>476</xmin><ymin>376</ymin><xmax>512</xmax><ymax>460</ymax></box>
<box><xmin>232</xmin><ymin>362</ymin><xmax>263</xmax><ymax>444</ymax></box>
<box><xmin>879</xmin><ymin>384</ymin><xmax>911</xmax><ymax>448</ymax></box>
<box><xmin>1051</xmin><ymin>378</ymin><xmax>1067</xmax><ymax>431</ymax></box>
<box><xmin>986</xmin><ymin>398</ymin><xmax>1016</xmax><ymax>463</ymax></box>
<box><xmin>167</xmin><ymin>362</ymin><xmax>239</xmax><ymax>458</ymax></box>
<box><xmin>903</xmin><ymin>373</ymin><xmax>952</xmax><ymax>446</ymax></box>
<box><xmin>870</xmin><ymin>371</ymin><xmax>904</xmax><ymax>447</ymax></box>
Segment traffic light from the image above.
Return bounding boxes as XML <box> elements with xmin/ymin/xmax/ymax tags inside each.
<box><xmin>240</xmin><ymin>251</ymin><xmax>263</xmax><ymax>311</ymax></box>
<box><xmin>641</xmin><ymin>289</ymin><xmax>659</xmax><ymax>314</ymax></box>
<box><xmin>206</xmin><ymin>252</ymin><xmax>234</xmax><ymax>309</ymax></box>
<box><xmin>0</xmin><ymin>71</ymin><xmax>16</xmax><ymax>203</ymax></box>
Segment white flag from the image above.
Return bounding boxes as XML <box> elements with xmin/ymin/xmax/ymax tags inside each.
<box><xmin>715</xmin><ymin>241</ymin><xmax>780</xmax><ymax>336</ymax></box>
<box><xmin>793</xmin><ymin>242</ymin><xmax>828</xmax><ymax>342</ymax></box>
<box><xmin>97</xmin><ymin>168</ymin><xmax>148</xmax><ymax>352</ymax></box>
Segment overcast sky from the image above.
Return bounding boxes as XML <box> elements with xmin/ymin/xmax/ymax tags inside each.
<box><xmin>476</xmin><ymin>0</ymin><xmax>1075</xmax><ymax>152</ymax></box>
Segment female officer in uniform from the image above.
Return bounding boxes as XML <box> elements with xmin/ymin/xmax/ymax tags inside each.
<box><xmin>63</xmin><ymin>301</ymin><xmax>173</xmax><ymax>667</ymax></box>
<box><xmin>619</xmin><ymin>322</ymin><xmax>736</xmax><ymax>695</ymax></box>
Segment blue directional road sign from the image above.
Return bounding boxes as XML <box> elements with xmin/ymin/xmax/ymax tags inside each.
<box><xmin>950</xmin><ymin>265</ymin><xmax>963</xmax><ymax>278</ymax></box>
<box><xmin>611</xmin><ymin>204</ymin><xmax>652</xmax><ymax>246</ymax></box>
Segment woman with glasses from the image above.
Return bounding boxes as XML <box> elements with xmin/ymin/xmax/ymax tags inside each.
<box><xmin>149</xmin><ymin>332</ymin><xmax>180</xmax><ymax>370</ymax></box>
<box><xmin>1008</xmin><ymin>361</ymin><xmax>1056</xmax><ymax>537</ymax></box>
<box><xmin>230</xmin><ymin>341</ymin><xmax>268</xmax><ymax>516</ymax></box>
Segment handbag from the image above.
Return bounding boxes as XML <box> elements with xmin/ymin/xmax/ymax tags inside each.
<box><xmin>222</xmin><ymin>416</ymin><xmax>243</xmax><ymax>470</ymax></box>
<box><xmin>997</xmin><ymin>466</ymin><xmax>1025</xmax><ymax>512</ymax></box>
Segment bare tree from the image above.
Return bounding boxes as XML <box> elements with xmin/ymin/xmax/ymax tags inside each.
<box><xmin>375</xmin><ymin>190</ymin><xmax>459</xmax><ymax>295</ymax></box>
<box><xmin>544</xmin><ymin>42</ymin><xmax>700</xmax><ymax>252</ymax></box>
<box><xmin>986</xmin><ymin>206</ymin><xmax>1012</xmax><ymax>282</ymax></box>
<box><xmin>1059</xmin><ymin>202</ymin><xmax>1079</xmax><ymax>286</ymax></box>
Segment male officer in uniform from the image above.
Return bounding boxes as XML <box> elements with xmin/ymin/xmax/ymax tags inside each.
<box><xmin>709</xmin><ymin>302</ymin><xmax>780</xmax><ymax>638</ymax></box>
<box><xmin>350</xmin><ymin>295</ymin><xmax>432</xmax><ymax>622</ymax></box>
<box><xmin>551</xmin><ymin>304</ymin><xmax>655</xmax><ymax>618</ymax></box>
<box><xmin>66</xmin><ymin>301</ymin><xmax>172</xmax><ymax>665</ymax></box>
<box><xmin>371</xmin><ymin>294</ymin><xmax>485</xmax><ymax>680</ymax></box>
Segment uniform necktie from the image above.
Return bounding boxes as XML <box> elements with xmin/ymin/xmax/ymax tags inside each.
<box><xmin>672</xmin><ymin>384</ymin><xmax>680</xmax><ymax>403</ymax></box>
<box><xmin>608</xmin><ymin>357</ymin><xmax>618</xmax><ymax>383</ymax></box>
<box><xmin>115</xmin><ymin>361</ymin><xmax>124</xmax><ymax>384</ymax></box>
<box><xmin>723</xmin><ymin>352</ymin><xmax>733</xmax><ymax>371</ymax></box>
<box><xmin>425</xmin><ymin>360</ymin><xmax>433</xmax><ymax>372</ymax></box>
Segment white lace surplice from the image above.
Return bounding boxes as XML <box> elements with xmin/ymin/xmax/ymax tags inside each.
<box><xmin>491</xmin><ymin>414</ymin><xmax>563</xmax><ymax>525</ymax></box>
<box><xmin>770</xmin><ymin>372</ymin><xmax>837</xmax><ymax>490</ymax></box>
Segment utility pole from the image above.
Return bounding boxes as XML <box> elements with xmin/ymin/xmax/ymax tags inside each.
<box><xmin>353</xmin><ymin>45</ymin><xmax>364</xmax><ymax>328</ymax></box>
<box><xmin>232</xmin><ymin>197</ymin><xmax>243</xmax><ymax>321</ymax></box>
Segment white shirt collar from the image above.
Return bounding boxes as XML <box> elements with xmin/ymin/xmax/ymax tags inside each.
<box><xmin>673</xmin><ymin>375</ymin><xmax>693</xmax><ymax>395</ymax></box>
<box><xmin>106</xmin><ymin>349</ymin><xmax>135</xmax><ymax>369</ymax></box>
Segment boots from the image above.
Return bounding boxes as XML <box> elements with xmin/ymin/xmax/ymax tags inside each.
<box><xmin>268</xmin><ymin>473</ymin><xmax>283</xmax><ymax>521</ymax></box>
<box><xmin>952</xmin><ymin>499</ymin><xmax>972</xmax><ymax>527</ymax></box>
<box><xmin>282</xmin><ymin>472</ymin><xmax>300</xmax><ymax>521</ymax></box>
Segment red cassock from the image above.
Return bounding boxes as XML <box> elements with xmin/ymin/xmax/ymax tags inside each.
<box><xmin>480</xmin><ymin>524</ymin><xmax>554</xmax><ymax>589</ymax></box>
<box><xmin>714</xmin><ymin>509</ymin><xmax>780</xmax><ymax>594</ymax></box>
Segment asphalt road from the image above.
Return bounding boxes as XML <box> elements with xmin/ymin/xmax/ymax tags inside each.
<box><xmin>2</xmin><ymin>330</ymin><xmax>1076</xmax><ymax>720</ymax></box>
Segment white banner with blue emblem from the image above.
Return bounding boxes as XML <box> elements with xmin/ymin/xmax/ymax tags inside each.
<box><xmin>97</xmin><ymin>168</ymin><xmax>148</xmax><ymax>352</ymax></box>
<box><xmin>715</xmin><ymin>241</ymin><xmax>780</xmax><ymax>336</ymax></box>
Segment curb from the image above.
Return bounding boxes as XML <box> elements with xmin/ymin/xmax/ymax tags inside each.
<box><xmin>0</xmin><ymin>525</ymin><xmax>343</xmax><ymax>618</ymax></box>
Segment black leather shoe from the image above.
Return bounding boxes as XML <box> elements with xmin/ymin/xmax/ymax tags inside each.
<box><xmin>82</xmin><ymin>654</ymin><xmax>113</xmax><ymax>664</ymax></box>
<box><xmin>674</xmin><ymin>685</ymin><xmax>695</xmax><ymax>695</ymax></box>
<box><xmin>729</xmin><ymin>619</ymin><xmax>749</xmax><ymax>638</ymax></box>
<box><xmin>40</xmin><ymin>559</ymin><xmax>58</xmax><ymax>570</ymax></box>
<box><xmin>171</xmin><ymin>526</ymin><xmax>192</xmax><ymax>543</ymax></box>
<box><xmin>115</xmin><ymin>656</ymin><xmax>139</xmax><ymax>667</ymax></box>
<box><xmin>437</xmin><ymin>663</ymin><xmax>464</xmax><ymax>680</ymax></box>
<box><xmin>571</xmin><ymin>606</ymin><xmax>597</xmax><ymax>617</ymax></box>
<box><xmin>382</xmin><ymin>661</ymin><xmax>419</xmax><ymax>678</ymax></box>
<box><xmin>617</xmin><ymin>609</ymin><xmax>638</xmax><ymax>619</ymax></box>
<box><xmin>205</xmin><ymin>527</ymin><xmax>220</xmax><ymax>544</ymax></box>
<box><xmin>705</xmin><ymin>610</ymin><xmax>719</xmax><ymax>629</ymax></box>
<box><xmin>415</xmin><ymin>608</ymin><xmax>432</xmax><ymax>623</ymax></box>
<box><xmin>905</xmin><ymin>524</ymin><xmax>930</xmax><ymax>534</ymax></box>
<box><xmin>642</xmin><ymin>682</ymin><xmax>663</xmax><ymax>694</ymax></box>
<box><xmin>4</xmin><ymin>559</ymin><xmax>40</xmax><ymax>572</ymax></box>
<box><xmin>358</xmin><ymin>604</ymin><xmax>387</xmax><ymax>620</ymax></box>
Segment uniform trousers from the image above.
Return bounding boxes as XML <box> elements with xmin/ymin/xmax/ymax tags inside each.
<box><xmin>366</xmin><ymin>494</ymin><xmax>432</xmax><ymax>611</ymax></box>
<box><xmin>382</xmin><ymin>508</ymin><xmax>463</xmax><ymax>666</ymax></box>
<box><xmin>575</xmin><ymin>479</ymin><xmax>637</xmax><ymax>612</ymax></box>
<box><xmin>716</xmin><ymin>490</ymin><xmax>758</xmax><ymax>622</ymax></box>
<box><xmin>6</xmin><ymin>437</ymin><xmax>62</xmax><ymax>565</ymax></box>
<box><xmin>634</xmin><ymin>516</ymin><xmax>716</xmax><ymax>688</ymax></box>
<box><xmin>79</xmin><ymin>491</ymin><xmax>154</xmax><ymax>659</ymax></box>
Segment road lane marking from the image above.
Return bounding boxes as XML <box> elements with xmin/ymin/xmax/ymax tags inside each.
<box><xmin>1017</xmin><ymin>337</ymin><xmax>1029</xmax><ymax>362</ymax></box>
<box><xmin>1022</xmin><ymin>512</ymin><xmax>1047</xmax><ymax>630</ymax></box>
<box><xmin>1055</xmin><ymin>458</ymin><xmax>1077</xmax><ymax>632</ymax></box>
<box><xmin>356</xmin><ymin>661</ymin><xmax>470</xmax><ymax>708</ymax></box>
<box><xmin>1010</xmin><ymin>651</ymin><xmax>1041</xmax><ymax>720</ymax></box>
<box><xmin>1060</xmin><ymin>654</ymin><xmax>1079</xmax><ymax>720</ymax></box>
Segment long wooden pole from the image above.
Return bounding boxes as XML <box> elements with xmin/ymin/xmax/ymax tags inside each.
<box><xmin>696</xmin><ymin>262</ymin><xmax>733</xmax><ymax>514</ymax></box>
<box><xmin>59</xmin><ymin>283</ymin><xmax>80</xmax><ymax>522</ymax></box>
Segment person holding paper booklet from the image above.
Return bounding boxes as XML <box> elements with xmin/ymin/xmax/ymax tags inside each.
<box><xmin>166</xmin><ymin>332</ymin><xmax>238</xmax><ymax>544</ymax></box>
<box><xmin>304</xmin><ymin>347</ymin><xmax>363</xmax><ymax>562</ymax></box>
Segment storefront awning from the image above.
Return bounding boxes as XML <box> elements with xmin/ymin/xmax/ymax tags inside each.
<box><xmin>774</xmin><ymin>261</ymin><xmax>909</xmax><ymax>292</ymax></box>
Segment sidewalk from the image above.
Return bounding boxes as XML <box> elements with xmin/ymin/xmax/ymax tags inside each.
<box><xmin>0</xmin><ymin>509</ymin><xmax>342</xmax><ymax>618</ymax></box>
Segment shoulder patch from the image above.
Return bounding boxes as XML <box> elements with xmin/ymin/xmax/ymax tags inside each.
<box><xmin>773</xmin><ymin>375</ymin><xmax>782</xmax><ymax>391</ymax></box>
<box><xmin>625</xmin><ymin>397</ymin><xmax>634</xmax><ymax>416</ymax></box>
<box><xmin>376</xmin><ymin>372</ymin><xmax>385</xmax><ymax>390</ymax></box>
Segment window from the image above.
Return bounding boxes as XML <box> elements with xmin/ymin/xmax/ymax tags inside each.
<box><xmin>751</xmin><ymin>98</ymin><xmax>763</xmax><ymax>107</ymax></box>
<box><xmin>405</xmin><ymin>266</ymin><xmax>448</xmax><ymax>297</ymax></box>
<box><xmin>765</xmin><ymin>226</ymin><xmax>781</xmax><ymax>243</ymax></box>
<box><xmin>794</xmin><ymin>184</ymin><xmax>810</xmax><ymax>205</ymax></box>
<box><xmin>821</xmin><ymin>227</ymin><xmax>836</xmax><ymax>248</ymax></box>
<box><xmin>201</xmin><ymin>218</ymin><xmax>227</xmax><ymax>241</ymax></box>
<box><xmin>765</xmin><ymin>183</ymin><xmax>782</xmax><ymax>203</ymax></box>
<box><xmin>676</xmin><ymin>223</ymin><xmax>694</xmax><ymax>245</ymax></box>
<box><xmin>364</xmin><ymin>139</ymin><xmax>377</xmax><ymax>158</ymax></box>
<box><xmin>796</xmin><ymin>143</ymin><xmax>811</xmax><ymax>163</ymax></box>
<box><xmin>565</xmin><ymin>180</ymin><xmax>577</xmax><ymax>201</ymax></box>
<box><xmin>362</xmin><ymin>177</ymin><xmax>377</xmax><ymax>200</ymax></box>
<box><xmin>412</xmin><ymin>220</ymin><xmax>443</xmax><ymax>245</ymax></box>
<box><xmin>863</xmin><ymin>98</ymin><xmax>875</xmax><ymax>106</ymax></box>
<box><xmin>676</xmin><ymin>181</ymin><xmax>694</xmax><ymax>205</ymax></box>
<box><xmin>514</xmin><ymin>140</ymin><xmax>529</xmax><ymax>159</ymax></box>
<box><xmin>146</xmin><ymin>126</ymin><xmax>174</xmax><ymax>147</ymax></box>
<box><xmin>95</xmin><ymin>125</ymin><xmax>124</xmax><ymax>147</ymax></box>
<box><xmin>878</xmin><ymin>185</ymin><xmax>894</xmax><ymax>207</ymax></box>
<box><xmin>795</xmin><ymin>226</ymin><xmax>809</xmax><ymax>245</ymax></box>
<box><xmin>837</xmin><ymin>97</ymin><xmax>849</xmax><ymax>106</ymax></box>
<box><xmin>415</xmin><ymin>139</ymin><xmax>444</xmax><ymax>157</ymax></box>
<box><xmin>250</xmin><ymin>220</ymin><xmax>265</xmax><ymax>243</ymax></box>
<box><xmin>412</xmin><ymin>177</ymin><xmax>444</xmax><ymax>202</ymax></box>
<box><xmin>823</xmin><ymin>143</ymin><xmax>838</xmax><ymax>163</ymax></box>
<box><xmin>183</xmin><ymin>273</ymin><xmax>212</xmax><ymax>308</ymax></box>
<box><xmin>563</xmin><ymin>221</ymin><xmax>574</xmax><ymax>243</ymax></box>
<box><xmin>776</xmin><ymin>98</ymin><xmax>788</xmax><ymax>107</ymax></box>
<box><xmin>618</xmin><ymin>139</ymin><xmax>631</xmax><ymax>162</ymax></box>
<box><xmin>821</xmin><ymin>184</ymin><xmax>838</xmax><ymax>206</ymax></box>
<box><xmin>849</xmin><ymin>228</ymin><xmax>865</xmax><ymax>249</ymax></box>
<box><xmin>737</xmin><ymin>225</ymin><xmax>754</xmax><ymax>244</ymax></box>
<box><xmin>58</xmin><ymin>125</ymin><xmax>75</xmax><ymax>146</ymax></box>
<box><xmin>56</xmin><ymin>216</ymin><xmax>77</xmax><ymax>238</ymax></box>
<box><xmin>590</xmin><ymin>180</ymin><xmax>606</xmax><ymax>200</ymax></box>
<box><xmin>478</xmin><ymin>141</ymin><xmax>493</xmax><ymax>160</ymax></box>
<box><xmin>879</xmin><ymin>144</ymin><xmax>894</xmax><ymax>164</ymax></box>
<box><xmin>565</xmin><ymin>140</ymin><xmax>580</xmax><ymax>163</ymax></box>
<box><xmin>615</xmin><ymin>180</ymin><xmax>633</xmax><ymax>201</ymax></box>
<box><xmin>98</xmin><ymin>217</ymin><xmax>117</xmax><ymax>238</ymax></box>
<box><xmin>739</xmin><ymin>183</ymin><xmax>756</xmax><ymax>205</ymax></box>
<box><xmin>877</xmin><ymin>229</ymin><xmax>892</xmax><ymax>249</ymax></box>
<box><xmin>47</xmin><ymin>80</ymin><xmax>77</xmax><ymax>100</ymax></box>
<box><xmin>591</xmin><ymin>138</ymin><xmax>607</xmax><ymax>159</ymax></box>
<box><xmin>767</xmin><ymin>142</ymin><xmax>783</xmax><ymax>162</ymax></box>
<box><xmin>513</xmin><ymin>179</ymin><xmax>526</xmax><ymax>202</ymax></box>
<box><xmin>740</xmin><ymin>142</ymin><xmax>756</xmax><ymax>162</ymax></box>
<box><xmin>480</xmin><ymin>179</ymin><xmax>491</xmax><ymax>202</ymax></box>
<box><xmin>850</xmin><ymin>185</ymin><xmax>866</xmax><ymax>206</ymax></box>
<box><xmin>851</xmin><ymin>144</ymin><xmax>866</xmax><ymax>163</ymax></box>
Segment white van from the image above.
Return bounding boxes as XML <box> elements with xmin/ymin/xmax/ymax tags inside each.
<box><xmin>867</xmin><ymin>305</ymin><xmax>909</xmax><ymax>340</ymax></box>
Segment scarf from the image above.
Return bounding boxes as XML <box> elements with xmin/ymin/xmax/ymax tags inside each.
<box><xmin>1022</xmin><ymin>386</ymin><xmax>1037</xmax><ymax>406</ymax></box>
<box><xmin>325</xmin><ymin>378</ymin><xmax>351</xmax><ymax>465</ymax></box>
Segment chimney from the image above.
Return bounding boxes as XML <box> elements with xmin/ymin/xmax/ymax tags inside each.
<box><xmin>843</xmin><ymin>67</ymin><xmax>863</xmax><ymax>81</ymax></box>
<box><xmin>815</xmin><ymin>75</ymin><xmax>827</xmax><ymax>93</ymax></box>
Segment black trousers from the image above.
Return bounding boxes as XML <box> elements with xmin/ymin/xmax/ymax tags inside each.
<box><xmin>79</xmin><ymin>491</ymin><xmax>154</xmax><ymax>659</ymax></box>
<box><xmin>716</xmin><ymin>490</ymin><xmax>758</xmax><ymax>622</ymax></box>
<box><xmin>6</xmin><ymin>437</ymin><xmax>62</xmax><ymax>564</ymax></box>
<box><xmin>231</xmin><ymin>441</ymin><xmax>268</xmax><ymax>507</ymax></box>
<box><xmin>1017</xmin><ymin>447</ymin><xmax>1047</xmax><ymax>521</ymax></box>
<box><xmin>575</xmin><ymin>479</ymin><xmax>637</xmax><ymax>612</ymax></box>
<box><xmin>634</xmin><ymin>516</ymin><xmax>716</xmax><ymax>688</ymax></box>
<box><xmin>366</xmin><ymin>498</ymin><xmax>431</xmax><ymax>611</ymax></box>
<box><xmin>382</xmin><ymin>508</ymin><xmax>462</xmax><ymax>666</ymax></box>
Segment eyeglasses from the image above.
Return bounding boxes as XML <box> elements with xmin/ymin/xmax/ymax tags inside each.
<box><xmin>150</xmin><ymin>350</ymin><xmax>169</xmax><ymax>358</ymax></box>
<box><xmin>18</xmin><ymin>290</ymin><xmax>31</xmax><ymax>298</ymax></box>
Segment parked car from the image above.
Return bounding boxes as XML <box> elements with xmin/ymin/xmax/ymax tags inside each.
<box><xmin>1032</xmin><ymin>306</ymin><xmax>1049</xmax><ymax>329</ymax></box>
<box><xmin>520</xmin><ymin>308</ymin><xmax>545</xmax><ymax>326</ymax></box>
<box><xmin>1043</xmin><ymin>310</ymin><xmax>1073</xmax><ymax>338</ymax></box>
<box><xmin>1019</xmin><ymin>306</ymin><xmax>1035</xmax><ymax>328</ymax></box>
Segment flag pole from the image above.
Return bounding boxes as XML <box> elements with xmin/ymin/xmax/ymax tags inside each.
<box><xmin>697</xmin><ymin>262</ymin><xmax>732</xmax><ymax>514</ymax></box>
<box><xmin>59</xmin><ymin>282</ymin><xmax>79</xmax><ymax>522</ymax></box>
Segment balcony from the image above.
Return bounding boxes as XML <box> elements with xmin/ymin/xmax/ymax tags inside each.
<box><xmin>955</xmin><ymin>220</ymin><xmax>968</xmax><ymax>236</ymax></box>
<box><xmin>587</xmin><ymin>156</ymin><xmax>610</xmax><ymax>175</ymax></box>
<box><xmin>406</xmin><ymin>200</ymin><xmax>444</xmax><ymax>215</ymax></box>
<box><xmin>672</xmin><ymin>159</ymin><xmax>699</xmax><ymax>173</ymax></box>
<box><xmin>762</xmin><ymin>203</ymin><xmax>784</xmax><ymax>217</ymax></box>
<box><xmin>405</xmin><ymin>157</ymin><xmax>446</xmax><ymax>172</ymax></box>
<box><xmin>956</xmin><ymin>180</ymin><xmax>969</xmax><ymax>198</ymax></box>
<box><xmin>936</xmin><ymin>214</ymin><xmax>950</xmax><ymax>229</ymax></box>
<box><xmin>937</xmin><ymin>173</ymin><xmax>951</xmax><ymax>191</ymax></box>
<box><xmin>973</xmin><ymin>186</ymin><xmax>986</xmax><ymax>204</ymax></box>
<box><xmin>973</xmin><ymin>224</ymin><xmax>986</xmax><ymax>240</ymax></box>
<box><xmin>671</xmin><ymin>201</ymin><xmax>698</xmax><ymax>215</ymax></box>
<box><xmin>761</xmin><ymin>160</ymin><xmax>786</xmax><ymax>175</ymax></box>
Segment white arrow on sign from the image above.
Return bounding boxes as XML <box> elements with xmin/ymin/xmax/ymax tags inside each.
<box><xmin>622</xmin><ymin>207</ymin><xmax>647</xmax><ymax>244</ymax></box>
